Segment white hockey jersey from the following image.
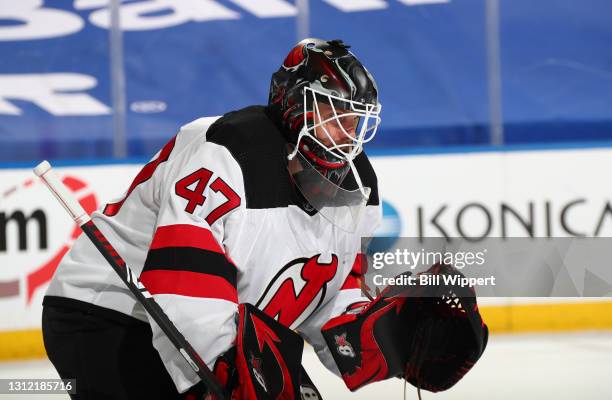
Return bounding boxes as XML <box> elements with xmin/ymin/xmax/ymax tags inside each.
<box><xmin>45</xmin><ymin>106</ymin><xmax>382</xmax><ymax>392</ymax></box>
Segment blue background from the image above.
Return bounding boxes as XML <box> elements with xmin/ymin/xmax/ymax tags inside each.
<box><xmin>1</xmin><ymin>0</ymin><xmax>611</xmax><ymax>162</ymax></box>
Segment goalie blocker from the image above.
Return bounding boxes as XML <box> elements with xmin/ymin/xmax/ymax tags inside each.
<box><xmin>321</xmin><ymin>263</ymin><xmax>488</xmax><ymax>393</ymax></box>
<box><xmin>205</xmin><ymin>303</ymin><xmax>323</xmax><ymax>400</ymax></box>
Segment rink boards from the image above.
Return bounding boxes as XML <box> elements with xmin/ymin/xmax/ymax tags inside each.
<box><xmin>1</xmin><ymin>145</ymin><xmax>611</xmax><ymax>360</ymax></box>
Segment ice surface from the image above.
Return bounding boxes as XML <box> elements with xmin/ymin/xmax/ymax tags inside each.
<box><xmin>1</xmin><ymin>331</ymin><xmax>610</xmax><ymax>399</ymax></box>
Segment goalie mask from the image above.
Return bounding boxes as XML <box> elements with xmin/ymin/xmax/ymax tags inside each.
<box><xmin>269</xmin><ymin>38</ymin><xmax>382</xmax><ymax>232</ymax></box>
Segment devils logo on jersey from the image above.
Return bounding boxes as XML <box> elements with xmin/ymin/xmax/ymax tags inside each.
<box><xmin>256</xmin><ymin>254</ymin><xmax>339</xmax><ymax>330</ymax></box>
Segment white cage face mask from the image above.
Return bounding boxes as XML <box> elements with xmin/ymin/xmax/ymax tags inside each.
<box><xmin>291</xmin><ymin>87</ymin><xmax>381</xmax><ymax>160</ymax></box>
<box><xmin>287</xmin><ymin>86</ymin><xmax>382</xmax><ymax>196</ymax></box>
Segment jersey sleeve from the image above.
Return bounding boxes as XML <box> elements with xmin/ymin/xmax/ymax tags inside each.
<box><xmin>139</xmin><ymin>136</ymin><xmax>246</xmax><ymax>392</ymax></box>
<box><xmin>297</xmin><ymin>203</ymin><xmax>382</xmax><ymax>376</ymax></box>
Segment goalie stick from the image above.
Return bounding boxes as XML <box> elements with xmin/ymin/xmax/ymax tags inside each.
<box><xmin>33</xmin><ymin>160</ymin><xmax>226</xmax><ymax>400</ymax></box>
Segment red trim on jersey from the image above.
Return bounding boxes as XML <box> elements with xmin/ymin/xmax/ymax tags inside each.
<box><xmin>352</xmin><ymin>253</ymin><xmax>367</xmax><ymax>275</ymax></box>
<box><xmin>104</xmin><ymin>136</ymin><xmax>176</xmax><ymax>217</ymax></box>
<box><xmin>340</xmin><ymin>274</ymin><xmax>360</xmax><ymax>290</ymax></box>
<box><xmin>140</xmin><ymin>270</ymin><xmax>238</xmax><ymax>302</ymax></box>
<box><xmin>340</xmin><ymin>253</ymin><xmax>367</xmax><ymax>290</ymax></box>
<box><xmin>150</xmin><ymin>224</ymin><xmax>224</xmax><ymax>254</ymax></box>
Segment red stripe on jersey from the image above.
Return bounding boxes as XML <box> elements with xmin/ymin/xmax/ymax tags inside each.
<box><xmin>150</xmin><ymin>224</ymin><xmax>224</xmax><ymax>254</ymax></box>
<box><xmin>140</xmin><ymin>270</ymin><xmax>238</xmax><ymax>303</ymax></box>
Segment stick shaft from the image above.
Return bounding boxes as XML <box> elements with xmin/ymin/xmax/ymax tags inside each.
<box><xmin>34</xmin><ymin>161</ymin><xmax>225</xmax><ymax>399</ymax></box>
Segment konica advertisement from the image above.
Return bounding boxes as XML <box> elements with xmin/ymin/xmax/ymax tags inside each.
<box><xmin>1</xmin><ymin>147</ymin><xmax>612</xmax><ymax>349</ymax></box>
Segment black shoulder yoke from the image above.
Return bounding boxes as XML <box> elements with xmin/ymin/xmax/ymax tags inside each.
<box><xmin>206</xmin><ymin>105</ymin><xmax>379</xmax><ymax>209</ymax></box>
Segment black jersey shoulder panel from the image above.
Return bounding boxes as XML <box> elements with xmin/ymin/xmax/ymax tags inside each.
<box><xmin>205</xmin><ymin>106</ymin><xmax>294</xmax><ymax>209</ymax></box>
<box><xmin>205</xmin><ymin>105</ymin><xmax>380</xmax><ymax>209</ymax></box>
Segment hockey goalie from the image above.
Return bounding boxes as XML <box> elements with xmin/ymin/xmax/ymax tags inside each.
<box><xmin>41</xmin><ymin>38</ymin><xmax>488</xmax><ymax>399</ymax></box>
